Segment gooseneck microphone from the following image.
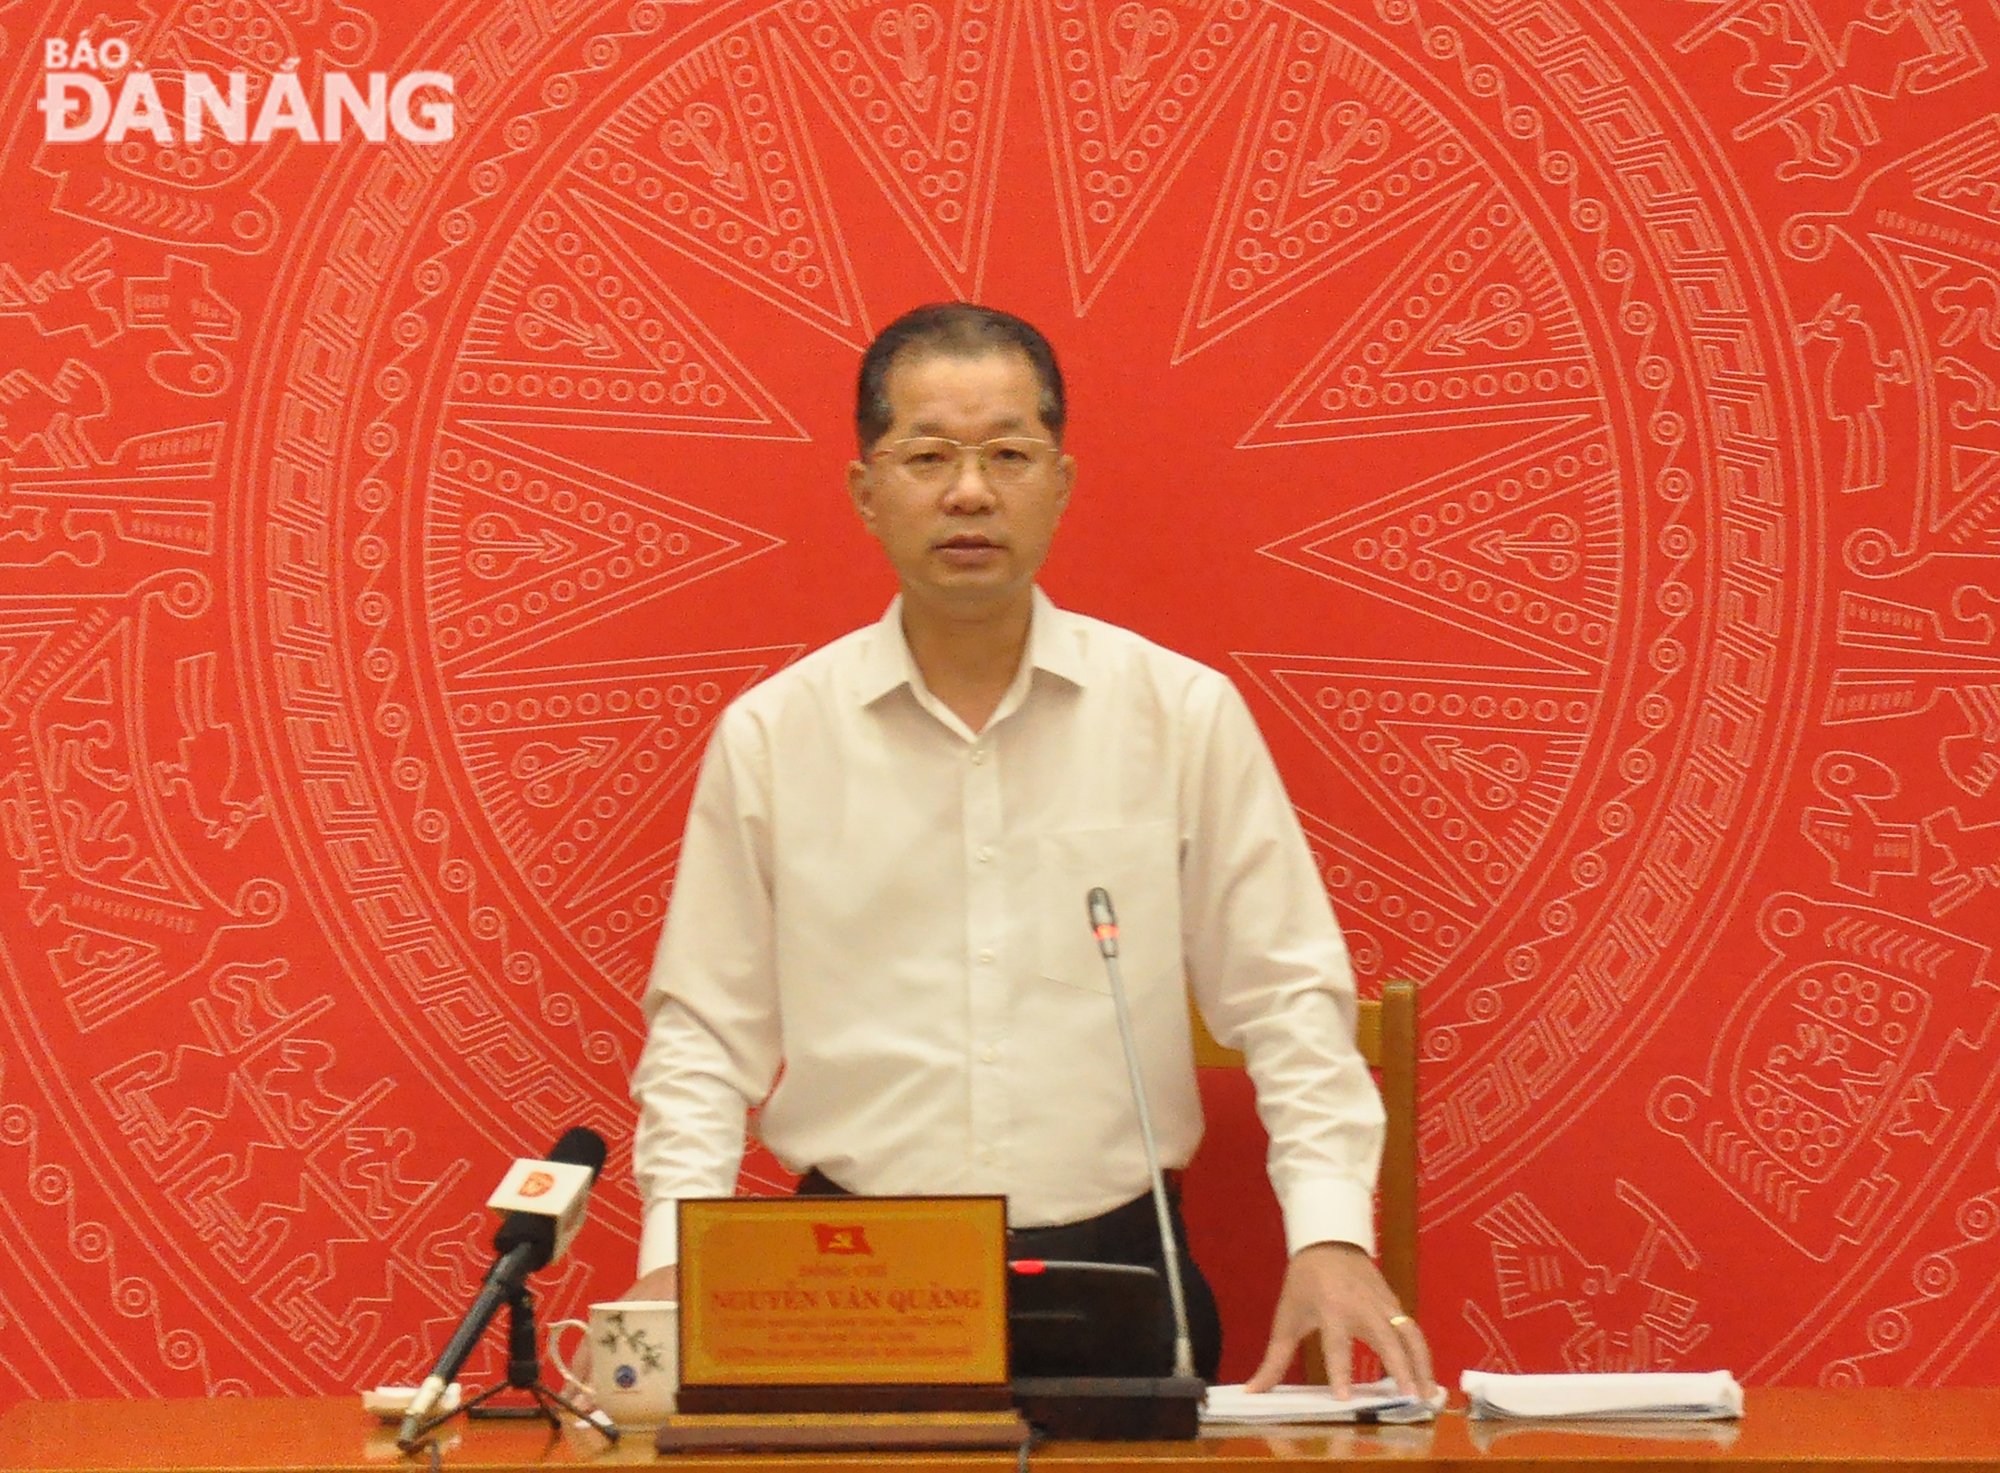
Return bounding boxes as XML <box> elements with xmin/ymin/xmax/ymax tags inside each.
<box><xmin>397</xmin><ymin>1127</ymin><xmax>608</xmax><ymax>1447</ymax></box>
<box><xmin>1086</xmin><ymin>887</ymin><xmax>1197</xmax><ymax>1381</ymax></box>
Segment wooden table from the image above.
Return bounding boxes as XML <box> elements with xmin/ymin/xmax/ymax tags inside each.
<box><xmin>1</xmin><ymin>1389</ymin><xmax>1994</xmax><ymax>1470</ymax></box>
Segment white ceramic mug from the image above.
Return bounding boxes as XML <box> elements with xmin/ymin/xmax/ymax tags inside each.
<box><xmin>547</xmin><ymin>1299</ymin><xmax>679</xmax><ymax>1426</ymax></box>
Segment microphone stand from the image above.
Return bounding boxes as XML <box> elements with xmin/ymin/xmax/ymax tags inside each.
<box><xmin>397</xmin><ymin>1286</ymin><xmax>617</xmax><ymax>1452</ymax></box>
<box><xmin>1085</xmin><ymin>893</ymin><xmax>1195</xmax><ymax>1379</ymax></box>
<box><xmin>1008</xmin><ymin>889</ymin><xmax>1203</xmax><ymax>1440</ymax></box>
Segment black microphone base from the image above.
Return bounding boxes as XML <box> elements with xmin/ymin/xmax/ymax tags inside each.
<box><xmin>1011</xmin><ymin>1375</ymin><xmax>1203</xmax><ymax>1441</ymax></box>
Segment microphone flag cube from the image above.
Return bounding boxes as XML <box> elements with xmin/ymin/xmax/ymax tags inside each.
<box><xmin>488</xmin><ymin>1157</ymin><xmax>594</xmax><ymax>1258</ymax></box>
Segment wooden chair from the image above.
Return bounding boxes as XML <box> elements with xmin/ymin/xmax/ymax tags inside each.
<box><xmin>1190</xmin><ymin>978</ymin><xmax>1420</xmax><ymax>1317</ymax></box>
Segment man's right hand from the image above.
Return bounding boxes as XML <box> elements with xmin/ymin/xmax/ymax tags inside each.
<box><xmin>567</xmin><ymin>1265</ymin><xmax>682</xmax><ymax>1395</ymax></box>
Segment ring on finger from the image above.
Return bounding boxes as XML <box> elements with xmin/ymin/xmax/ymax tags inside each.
<box><xmin>1387</xmin><ymin>1313</ymin><xmax>1415</xmax><ymax>1329</ymax></box>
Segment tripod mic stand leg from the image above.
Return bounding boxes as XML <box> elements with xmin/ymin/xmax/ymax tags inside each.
<box><xmin>398</xmin><ymin>1283</ymin><xmax>621</xmax><ymax>1450</ymax></box>
<box><xmin>494</xmin><ymin>1283</ymin><xmax>621</xmax><ymax>1442</ymax></box>
<box><xmin>530</xmin><ymin>1382</ymin><xmax>621</xmax><ymax>1443</ymax></box>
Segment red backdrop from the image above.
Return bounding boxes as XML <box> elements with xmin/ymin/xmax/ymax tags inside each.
<box><xmin>3</xmin><ymin>0</ymin><xmax>1997</xmax><ymax>1400</ymax></box>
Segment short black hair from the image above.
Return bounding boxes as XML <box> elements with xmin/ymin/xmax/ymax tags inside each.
<box><xmin>855</xmin><ymin>303</ymin><xmax>1066</xmax><ymax>452</ymax></box>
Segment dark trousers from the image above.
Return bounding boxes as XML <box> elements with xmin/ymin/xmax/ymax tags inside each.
<box><xmin>795</xmin><ymin>1168</ymin><xmax>1223</xmax><ymax>1381</ymax></box>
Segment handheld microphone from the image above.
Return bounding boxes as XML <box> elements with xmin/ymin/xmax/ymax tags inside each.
<box><xmin>1086</xmin><ymin>887</ymin><xmax>1195</xmax><ymax>1380</ymax></box>
<box><xmin>397</xmin><ymin>1127</ymin><xmax>608</xmax><ymax>1446</ymax></box>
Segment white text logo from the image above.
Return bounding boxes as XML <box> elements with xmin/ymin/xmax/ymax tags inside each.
<box><xmin>40</xmin><ymin>37</ymin><xmax>456</xmax><ymax>146</ymax></box>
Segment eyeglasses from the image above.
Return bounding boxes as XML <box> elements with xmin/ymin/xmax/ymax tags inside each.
<box><xmin>868</xmin><ymin>435</ymin><xmax>1060</xmax><ymax>488</ymax></box>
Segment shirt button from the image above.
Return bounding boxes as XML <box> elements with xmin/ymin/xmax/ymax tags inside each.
<box><xmin>976</xmin><ymin>948</ymin><xmax>994</xmax><ymax>964</ymax></box>
<box><xmin>976</xmin><ymin>846</ymin><xmax>994</xmax><ymax>864</ymax></box>
<box><xmin>971</xmin><ymin>748</ymin><xmax>988</xmax><ymax>765</ymax></box>
<box><xmin>980</xmin><ymin>1045</ymin><xmax>998</xmax><ymax>1064</ymax></box>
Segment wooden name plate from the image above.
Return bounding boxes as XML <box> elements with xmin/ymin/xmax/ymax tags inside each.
<box><xmin>674</xmin><ymin>1195</ymin><xmax>1012</xmax><ymax>1415</ymax></box>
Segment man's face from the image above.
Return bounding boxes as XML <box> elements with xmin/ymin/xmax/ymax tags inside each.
<box><xmin>847</xmin><ymin>348</ymin><xmax>1074</xmax><ymax>617</ymax></box>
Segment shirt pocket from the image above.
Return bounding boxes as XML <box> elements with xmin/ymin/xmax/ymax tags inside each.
<box><xmin>1033</xmin><ymin>821</ymin><xmax>1182</xmax><ymax>996</ymax></box>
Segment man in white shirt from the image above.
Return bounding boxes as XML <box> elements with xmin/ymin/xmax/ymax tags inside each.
<box><xmin>623</xmin><ymin>303</ymin><xmax>1433</xmax><ymax>1396</ymax></box>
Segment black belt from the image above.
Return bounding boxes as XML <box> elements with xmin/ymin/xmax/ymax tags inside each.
<box><xmin>794</xmin><ymin>1167</ymin><xmax>1187</xmax><ymax>1265</ymax></box>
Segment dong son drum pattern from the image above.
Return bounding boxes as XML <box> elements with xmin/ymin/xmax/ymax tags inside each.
<box><xmin>1</xmin><ymin>0</ymin><xmax>1998</xmax><ymax>1402</ymax></box>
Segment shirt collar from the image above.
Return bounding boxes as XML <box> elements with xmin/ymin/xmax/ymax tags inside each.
<box><xmin>852</xmin><ymin>587</ymin><xmax>1090</xmax><ymax>708</ymax></box>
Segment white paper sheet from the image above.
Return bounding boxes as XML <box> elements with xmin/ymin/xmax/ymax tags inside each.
<box><xmin>1460</xmin><ymin>1370</ymin><xmax>1744</xmax><ymax>1420</ymax></box>
<box><xmin>1201</xmin><ymin>1378</ymin><xmax>1447</xmax><ymax>1425</ymax></box>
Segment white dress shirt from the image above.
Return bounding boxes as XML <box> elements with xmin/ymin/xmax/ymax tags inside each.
<box><xmin>631</xmin><ymin>589</ymin><xmax>1385</xmax><ymax>1271</ymax></box>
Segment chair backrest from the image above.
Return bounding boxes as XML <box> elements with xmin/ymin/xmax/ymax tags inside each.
<box><xmin>1189</xmin><ymin>979</ymin><xmax>1419</xmax><ymax>1316</ymax></box>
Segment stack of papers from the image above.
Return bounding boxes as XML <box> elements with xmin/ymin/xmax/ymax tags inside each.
<box><xmin>1201</xmin><ymin>1379</ymin><xmax>1447</xmax><ymax>1425</ymax></box>
<box><xmin>1461</xmin><ymin>1371</ymin><xmax>1743</xmax><ymax>1420</ymax></box>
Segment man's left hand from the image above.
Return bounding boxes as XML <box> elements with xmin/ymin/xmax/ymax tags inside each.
<box><xmin>1241</xmin><ymin>1241</ymin><xmax>1434</xmax><ymax>1398</ymax></box>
